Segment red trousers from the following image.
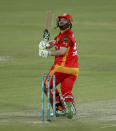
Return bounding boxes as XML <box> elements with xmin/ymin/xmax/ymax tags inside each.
<box><xmin>45</xmin><ymin>64</ymin><xmax>79</xmax><ymax>103</ymax></box>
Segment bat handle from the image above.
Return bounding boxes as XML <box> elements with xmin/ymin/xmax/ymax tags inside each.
<box><xmin>43</xmin><ymin>29</ymin><xmax>50</xmax><ymax>41</ymax></box>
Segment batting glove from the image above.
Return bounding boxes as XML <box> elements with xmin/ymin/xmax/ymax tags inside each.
<box><xmin>39</xmin><ymin>41</ymin><xmax>50</xmax><ymax>50</ymax></box>
<box><xmin>39</xmin><ymin>49</ymin><xmax>51</xmax><ymax>58</ymax></box>
<box><xmin>39</xmin><ymin>41</ymin><xmax>46</xmax><ymax>50</ymax></box>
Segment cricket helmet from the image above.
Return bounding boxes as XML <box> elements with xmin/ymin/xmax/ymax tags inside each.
<box><xmin>57</xmin><ymin>13</ymin><xmax>73</xmax><ymax>30</ymax></box>
<box><xmin>58</xmin><ymin>14</ymin><xmax>73</xmax><ymax>23</ymax></box>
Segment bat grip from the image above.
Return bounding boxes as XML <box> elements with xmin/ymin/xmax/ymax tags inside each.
<box><xmin>43</xmin><ymin>29</ymin><xmax>50</xmax><ymax>41</ymax></box>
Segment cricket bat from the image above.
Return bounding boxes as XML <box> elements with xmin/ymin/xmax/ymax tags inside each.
<box><xmin>43</xmin><ymin>11</ymin><xmax>53</xmax><ymax>42</ymax></box>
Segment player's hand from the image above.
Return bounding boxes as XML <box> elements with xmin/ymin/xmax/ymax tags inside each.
<box><xmin>46</xmin><ymin>40</ymin><xmax>56</xmax><ymax>49</ymax></box>
<box><xmin>38</xmin><ymin>41</ymin><xmax>46</xmax><ymax>50</ymax></box>
<box><xmin>48</xmin><ymin>40</ymin><xmax>56</xmax><ymax>46</ymax></box>
<box><xmin>39</xmin><ymin>49</ymin><xmax>49</xmax><ymax>58</ymax></box>
<box><xmin>39</xmin><ymin>41</ymin><xmax>50</xmax><ymax>50</ymax></box>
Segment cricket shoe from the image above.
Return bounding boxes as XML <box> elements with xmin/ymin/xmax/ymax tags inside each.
<box><xmin>56</xmin><ymin>110</ymin><xmax>66</xmax><ymax>117</ymax></box>
<box><xmin>66</xmin><ymin>101</ymin><xmax>73</xmax><ymax>119</ymax></box>
<box><xmin>72</xmin><ymin>102</ymin><xmax>77</xmax><ymax>115</ymax></box>
<box><xmin>50</xmin><ymin>110</ymin><xmax>65</xmax><ymax>117</ymax></box>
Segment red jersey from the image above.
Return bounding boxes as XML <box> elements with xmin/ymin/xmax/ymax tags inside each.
<box><xmin>54</xmin><ymin>29</ymin><xmax>79</xmax><ymax>68</ymax></box>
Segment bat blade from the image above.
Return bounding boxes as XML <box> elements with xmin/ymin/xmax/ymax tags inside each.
<box><xmin>45</xmin><ymin>11</ymin><xmax>53</xmax><ymax>32</ymax></box>
<box><xmin>43</xmin><ymin>11</ymin><xmax>53</xmax><ymax>41</ymax></box>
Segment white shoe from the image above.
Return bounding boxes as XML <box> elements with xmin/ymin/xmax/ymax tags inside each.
<box><xmin>56</xmin><ymin>110</ymin><xmax>65</xmax><ymax>116</ymax></box>
<box><xmin>50</xmin><ymin>110</ymin><xmax>65</xmax><ymax>117</ymax></box>
<box><xmin>50</xmin><ymin>112</ymin><xmax>54</xmax><ymax>117</ymax></box>
<box><xmin>72</xmin><ymin>103</ymin><xmax>77</xmax><ymax>115</ymax></box>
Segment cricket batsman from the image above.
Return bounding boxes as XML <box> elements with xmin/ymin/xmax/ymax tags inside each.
<box><xmin>38</xmin><ymin>14</ymin><xmax>79</xmax><ymax>119</ymax></box>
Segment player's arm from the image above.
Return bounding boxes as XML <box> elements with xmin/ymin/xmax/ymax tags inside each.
<box><xmin>49</xmin><ymin>47</ymin><xmax>67</xmax><ymax>56</ymax></box>
<box><xmin>39</xmin><ymin>45</ymin><xmax>67</xmax><ymax>58</ymax></box>
<box><xmin>38</xmin><ymin>37</ymin><xmax>68</xmax><ymax>57</ymax></box>
<box><xmin>46</xmin><ymin>40</ymin><xmax>56</xmax><ymax>49</ymax></box>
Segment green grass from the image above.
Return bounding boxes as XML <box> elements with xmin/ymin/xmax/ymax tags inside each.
<box><xmin>0</xmin><ymin>0</ymin><xmax>116</xmax><ymax>130</ymax></box>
